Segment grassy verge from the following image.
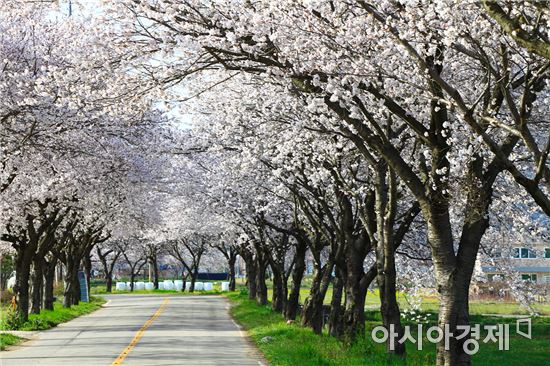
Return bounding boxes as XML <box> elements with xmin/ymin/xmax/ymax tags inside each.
<box><xmin>271</xmin><ymin>288</ymin><xmax>550</xmax><ymax>315</ymax></box>
<box><xmin>225</xmin><ymin>292</ymin><xmax>550</xmax><ymax>366</ymax></box>
<box><xmin>0</xmin><ymin>333</ymin><xmax>22</xmax><ymax>351</ymax></box>
<box><xmin>1</xmin><ymin>296</ymin><xmax>105</xmax><ymax>331</ymax></box>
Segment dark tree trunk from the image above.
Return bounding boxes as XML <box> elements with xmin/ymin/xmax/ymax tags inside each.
<box><xmin>105</xmin><ymin>275</ymin><xmax>113</xmax><ymax>293</ymax></box>
<box><xmin>189</xmin><ymin>267</ymin><xmax>198</xmax><ymax>292</ymax></box>
<box><xmin>433</xmin><ymin>209</ymin><xmax>488</xmax><ymax>366</ymax></box>
<box><xmin>282</xmin><ymin>274</ymin><xmax>289</xmax><ymax>314</ymax></box>
<box><xmin>151</xmin><ymin>256</ymin><xmax>159</xmax><ymax>290</ymax></box>
<box><xmin>342</xmin><ymin>237</ymin><xmax>371</xmax><ymax>342</ymax></box>
<box><xmin>301</xmin><ymin>259</ymin><xmax>333</xmax><ymax>334</ymax></box>
<box><xmin>342</xmin><ymin>277</ymin><xmax>367</xmax><ymax>341</ymax></box>
<box><xmin>369</xmin><ymin>165</ymin><xmax>406</xmax><ymax>354</ymax></box>
<box><xmin>271</xmin><ymin>266</ymin><xmax>285</xmax><ymax>313</ymax></box>
<box><xmin>377</xmin><ymin>247</ymin><xmax>406</xmax><ymax>356</ymax></box>
<box><xmin>14</xmin><ymin>252</ymin><xmax>33</xmax><ymax>321</ymax></box>
<box><xmin>435</xmin><ymin>268</ymin><xmax>474</xmax><ymax>366</ymax></box>
<box><xmin>248</xmin><ymin>265</ymin><xmax>257</xmax><ymax>299</ymax></box>
<box><xmin>83</xmin><ymin>251</ymin><xmax>92</xmax><ymax>295</ymax></box>
<box><xmin>30</xmin><ymin>258</ymin><xmax>44</xmax><ymax>314</ymax></box>
<box><xmin>244</xmin><ymin>254</ymin><xmax>257</xmax><ymax>300</ymax></box>
<box><xmin>129</xmin><ymin>272</ymin><xmax>136</xmax><ymax>291</ymax></box>
<box><xmin>43</xmin><ymin>260</ymin><xmax>56</xmax><ymax>311</ymax></box>
<box><xmin>255</xmin><ymin>260</ymin><xmax>268</xmax><ymax>305</ymax></box>
<box><xmin>10</xmin><ymin>211</ymin><xmax>62</xmax><ymax>320</ymax></box>
<box><xmin>271</xmin><ymin>271</ymin><xmax>285</xmax><ymax>312</ymax></box>
<box><xmin>228</xmin><ymin>256</ymin><xmax>236</xmax><ymax>291</ymax></box>
<box><xmin>285</xmin><ymin>240</ymin><xmax>306</xmax><ymax>320</ymax></box>
<box><xmin>454</xmin><ymin>284</ymin><xmax>471</xmax><ymax>366</ymax></box>
<box><xmin>15</xmin><ymin>271</ymin><xmax>31</xmax><ymax>321</ymax></box>
<box><xmin>328</xmin><ymin>266</ymin><xmax>344</xmax><ymax>338</ymax></box>
<box><xmin>431</xmin><ymin>157</ymin><xmax>497</xmax><ymax>366</ymax></box>
<box><xmin>72</xmin><ymin>271</ymin><xmax>80</xmax><ymax>305</ymax></box>
<box><xmin>63</xmin><ymin>260</ymin><xmax>80</xmax><ymax>308</ymax></box>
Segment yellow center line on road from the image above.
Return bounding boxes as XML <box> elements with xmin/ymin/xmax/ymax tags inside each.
<box><xmin>110</xmin><ymin>298</ymin><xmax>170</xmax><ymax>366</ymax></box>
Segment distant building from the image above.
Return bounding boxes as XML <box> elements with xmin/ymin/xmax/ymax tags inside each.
<box><xmin>482</xmin><ymin>243</ymin><xmax>550</xmax><ymax>284</ymax></box>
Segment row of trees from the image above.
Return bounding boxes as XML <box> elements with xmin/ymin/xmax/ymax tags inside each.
<box><xmin>1</xmin><ymin>2</ymin><xmax>548</xmax><ymax>366</ymax></box>
<box><xmin>104</xmin><ymin>1</ymin><xmax>549</xmax><ymax>365</ymax></box>
<box><xmin>0</xmin><ymin>1</ymin><xmax>234</xmax><ymax>320</ymax></box>
<box><xmin>95</xmin><ymin>233</ymin><xmax>239</xmax><ymax>294</ymax></box>
<box><xmin>0</xmin><ymin>2</ymin><xmax>171</xmax><ymax>321</ymax></box>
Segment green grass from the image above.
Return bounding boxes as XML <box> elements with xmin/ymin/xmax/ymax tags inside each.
<box><xmin>0</xmin><ymin>333</ymin><xmax>22</xmax><ymax>351</ymax></box>
<box><xmin>271</xmin><ymin>288</ymin><xmax>550</xmax><ymax>316</ymax></box>
<box><xmin>419</xmin><ymin>299</ymin><xmax>550</xmax><ymax>316</ymax></box>
<box><xmin>270</xmin><ymin>288</ymin><xmax>380</xmax><ymax>307</ymax></box>
<box><xmin>226</xmin><ymin>292</ymin><xmax>550</xmax><ymax>366</ymax></box>
<box><xmin>0</xmin><ymin>296</ymin><xmax>106</xmax><ymax>331</ymax></box>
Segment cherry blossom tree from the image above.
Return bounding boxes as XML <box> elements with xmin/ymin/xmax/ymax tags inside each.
<box><xmin>111</xmin><ymin>1</ymin><xmax>548</xmax><ymax>364</ymax></box>
<box><xmin>2</xmin><ymin>2</ymin><xmax>547</xmax><ymax>366</ymax></box>
<box><xmin>0</xmin><ymin>0</ymin><xmax>170</xmax><ymax>319</ymax></box>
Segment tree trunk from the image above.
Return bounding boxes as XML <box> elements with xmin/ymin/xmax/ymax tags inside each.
<box><xmin>375</xmin><ymin>178</ymin><xmax>407</xmax><ymax>355</ymax></box>
<box><xmin>255</xmin><ymin>260</ymin><xmax>268</xmax><ymax>305</ymax></box>
<box><xmin>426</xmin><ymin>207</ymin><xmax>470</xmax><ymax>366</ymax></box>
<box><xmin>105</xmin><ymin>274</ymin><xmax>113</xmax><ymax>293</ymax></box>
<box><xmin>151</xmin><ymin>255</ymin><xmax>159</xmax><ymax>290</ymax></box>
<box><xmin>285</xmin><ymin>240</ymin><xmax>306</xmax><ymax>320</ymax></box>
<box><xmin>15</xmin><ymin>272</ymin><xmax>31</xmax><ymax>321</ymax></box>
<box><xmin>228</xmin><ymin>256</ymin><xmax>236</xmax><ymax>291</ymax></box>
<box><xmin>181</xmin><ymin>271</ymin><xmax>187</xmax><ymax>292</ymax></box>
<box><xmin>378</xmin><ymin>256</ymin><xmax>405</xmax><ymax>355</ymax></box>
<box><xmin>72</xmin><ymin>270</ymin><xmax>80</xmax><ymax>305</ymax></box>
<box><xmin>63</xmin><ymin>265</ymin><xmax>71</xmax><ymax>308</ymax></box>
<box><xmin>271</xmin><ymin>266</ymin><xmax>285</xmax><ymax>313</ymax></box>
<box><xmin>189</xmin><ymin>268</ymin><xmax>198</xmax><ymax>292</ymax></box>
<box><xmin>433</xmin><ymin>203</ymin><xmax>488</xmax><ymax>366</ymax></box>
<box><xmin>342</xmin><ymin>275</ymin><xmax>367</xmax><ymax>341</ymax></box>
<box><xmin>14</xmin><ymin>252</ymin><xmax>33</xmax><ymax>321</ymax></box>
<box><xmin>301</xmin><ymin>259</ymin><xmax>333</xmax><ymax>334</ymax></box>
<box><xmin>245</xmin><ymin>255</ymin><xmax>257</xmax><ymax>300</ymax></box>
<box><xmin>328</xmin><ymin>266</ymin><xmax>344</xmax><ymax>338</ymax></box>
<box><xmin>63</xmin><ymin>260</ymin><xmax>79</xmax><ymax>308</ymax></box>
<box><xmin>30</xmin><ymin>259</ymin><xmax>44</xmax><ymax>314</ymax></box>
<box><xmin>43</xmin><ymin>260</ymin><xmax>56</xmax><ymax>311</ymax></box>
<box><xmin>371</xmin><ymin>164</ymin><xmax>406</xmax><ymax>353</ymax></box>
<box><xmin>129</xmin><ymin>272</ymin><xmax>136</xmax><ymax>292</ymax></box>
<box><xmin>83</xmin><ymin>252</ymin><xmax>92</xmax><ymax>296</ymax></box>
<box><xmin>436</xmin><ymin>271</ymin><xmax>473</xmax><ymax>366</ymax></box>
<box><xmin>341</xmin><ymin>234</ymin><xmax>372</xmax><ymax>342</ymax></box>
<box><xmin>239</xmin><ymin>247</ymin><xmax>258</xmax><ymax>299</ymax></box>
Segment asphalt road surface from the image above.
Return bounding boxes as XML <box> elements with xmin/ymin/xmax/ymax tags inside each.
<box><xmin>0</xmin><ymin>295</ymin><xmax>264</xmax><ymax>366</ymax></box>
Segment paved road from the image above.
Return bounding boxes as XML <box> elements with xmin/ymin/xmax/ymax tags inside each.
<box><xmin>1</xmin><ymin>295</ymin><xmax>264</xmax><ymax>366</ymax></box>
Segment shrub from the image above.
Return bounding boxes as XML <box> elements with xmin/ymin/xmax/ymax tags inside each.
<box><xmin>24</xmin><ymin>317</ymin><xmax>49</xmax><ymax>330</ymax></box>
<box><xmin>1</xmin><ymin>307</ymin><xmax>24</xmax><ymax>330</ymax></box>
<box><xmin>0</xmin><ymin>333</ymin><xmax>21</xmax><ymax>350</ymax></box>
